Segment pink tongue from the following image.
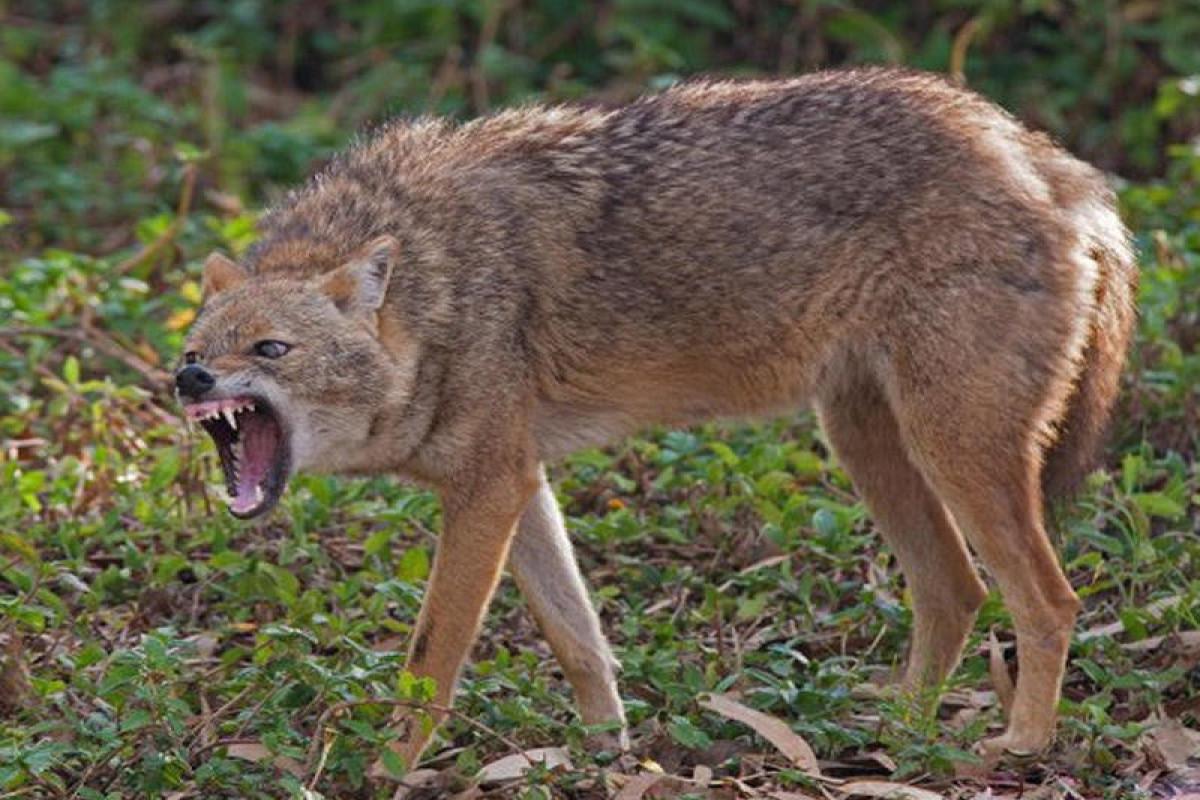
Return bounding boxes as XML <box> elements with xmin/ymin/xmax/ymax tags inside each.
<box><xmin>230</xmin><ymin>412</ymin><xmax>277</xmax><ymax>513</ymax></box>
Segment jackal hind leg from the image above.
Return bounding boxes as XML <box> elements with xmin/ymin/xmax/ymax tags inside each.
<box><xmin>894</xmin><ymin>384</ymin><xmax>1080</xmax><ymax>760</ymax></box>
<box><xmin>817</xmin><ymin>373</ymin><xmax>987</xmax><ymax>696</ymax></box>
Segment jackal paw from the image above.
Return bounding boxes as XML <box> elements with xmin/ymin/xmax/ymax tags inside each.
<box><xmin>956</xmin><ymin>733</ymin><xmax>1045</xmax><ymax>777</ymax></box>
<box><xmin>584</xmin><ymin>725</ymin><xmax>630</xmax><ymax>755</ymax></box>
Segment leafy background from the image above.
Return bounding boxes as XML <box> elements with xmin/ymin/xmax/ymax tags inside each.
<box><xmin>1</xmin><ymin>1</ymin><xmax>1198</xmax><ymax>798</ymax></box>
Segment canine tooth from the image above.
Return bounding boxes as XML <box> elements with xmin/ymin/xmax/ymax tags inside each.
<box><xmin>223</xmin><ymin>408</ymin><xmax>238</xmax><ymax>429</ymax></box>
<box><xmin>254</xmin><ymin>485</ymin><xmax>264</xmax><ymax>505</ymax></box>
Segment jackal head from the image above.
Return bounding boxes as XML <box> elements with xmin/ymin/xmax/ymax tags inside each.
<box><xmin>178</xmin><ymin>236</ymin><xmax>404</xmax><ymax>519</ymax></box>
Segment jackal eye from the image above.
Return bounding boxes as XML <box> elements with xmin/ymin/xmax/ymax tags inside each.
<box><xmin>253</xmin><ymin>340</ymin><xmax>291</xmax><ymax>359</ymax></box>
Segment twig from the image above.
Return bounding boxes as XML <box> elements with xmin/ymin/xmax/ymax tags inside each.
<box><xmin>0</xmin><ymin>338</ymin><xmax>58</xmax><ymax>384</ymax></box>
<box><xmin>425</xmin><ymin>45</ymin><xmax>464</xmax><ymax>113</ymax></box>
<box><xmin>114</xmin><ymin>162</ymin><xmax>198</xmax><ymax>276</ymax></box>
<box><xmin>82</xmin><ymin>322</ymin><xmax>172</xmax><ymax>388</ymax></box>
<box><xmin>230</xmin><ymin>686</ymin><xmax>281</xmax><ymax>742</ymax></box>
<box><xmin>308</xmin><ymin>732</ymin><xmax>334</xmax><ymax>790</ymax></box>
<box><xmin>66</xmin><ymin>739</ymin><xmax>128</xmax><ymax>799</ymax></box>
<box><xmin>304</xmin><ymin>698</ymin><xmax>534</xmax><ymax>776</ymax></box>
<box><xmin>1</xmin><ymin>559</ymin><xmax>45</xmax><ymax>646</ymax></box>
<box><xmin>470</xmin><ymin>0</ymin><xmax>509</xmax><ymax>113</ymax></box>
<box><xmin>528</xmin><ymin>7</ymin><xmax>591</xmax><ymax>61</ymax></box>
<box><xmin>0</xmin><ymin>326</ymin><xmax>171</xmax><ymax>390</ymax></box>
<box><xmin>950</xmin><ymin>17</ymin><xmax>982</xmax><ymax>83</ymax></box>
<box><xmin>189</xmin><ymin>736</ymin><xmax>267</xmax><ymax>762</ymax></box>
<box><xmin>185</xmin><ymin>681</ymin><xmax>257</xmax><ymax>751</ymax></box>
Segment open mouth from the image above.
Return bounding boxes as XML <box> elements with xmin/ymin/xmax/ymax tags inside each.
<box><xmin>183</xmin><ymin>396</ymin><xmax>291</xmax><ymax>519</ymax></box>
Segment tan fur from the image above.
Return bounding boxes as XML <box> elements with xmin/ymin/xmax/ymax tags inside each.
<box><xmin>181</xmin><ymin>67</ymin><xmax>1138</xmax><ymax>767</ymax></box>
<box><xmin>201</xmin><ymin>252</ymin><xmax>248</xmax><ymax>298</ymax></box>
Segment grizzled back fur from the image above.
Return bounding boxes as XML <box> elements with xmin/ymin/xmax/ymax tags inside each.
<box><xmin>182</xmin><ymin>67</ymin><xmax>1138</xmax><ymax>766</ymax></box>
<box><xmin>232</xmin><ymin>67</ymin><xmax>1134</xmax><ymax>496</ymax></box>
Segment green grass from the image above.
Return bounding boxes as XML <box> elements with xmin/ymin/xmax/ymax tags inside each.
<box><xmin>1</xmin><ymin>3</ymin><xmax>1199</xmax><ymax>798</ymax></box>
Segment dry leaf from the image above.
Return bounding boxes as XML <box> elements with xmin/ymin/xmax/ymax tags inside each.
<box><xmin>0</xmin><ymin>634</ymin><xmax>34</xmax><ymax>714</ymax></box>
<box><xmin>987</xmin><ymin>631</ymin><xmax>1014</xmax><ymax>718</ymax></box>
<box><xmin>225</xmin><ymin>741</ymin><xmax>305</xmax><ymax>777</ymax></box>
<box><xmin>851</xmin><ymin>683</ymin><xmax>889</xmax><ymax>701</ymax></box>
<box><xmin>477</xmin><ymin>747</ymin><xmax>571</xmax><ymax>783</ymax></box>
<box><xmin>1143</xmin><ymin>715</ymin><xmax>1200</xmax><ymax>771</ymax></box>
<box><xmin>135</xmin><ymin>341</ymin><xmax>161</xmax><ymax>365</ymax></box>
<box><xmin>372</xmin><ymin>634</ymin><xmax>409</xmax><ymax>653</ymax></box>
<box><xmin>1123</xmin><ymin>630</ymin><xmax>1200</xmax><ymax>655</ymax></box>
<box><xmin>188</xmin><ymin>632</ymin><xmax>220</xmax><ymax>659</ymax></box>
<box><xmin>1078</xmin><ymin>596</ymin><xmax>1183</xmax><ymax>642</ymax></box>
<box><xmin>390</xmin><ymin>768</ymin><xmax>443</xmax><ymax>800</ymax></box>
<box><xmin>840</xmin><ymin>780</ymin><xmax>944</xmax><ymax>800</ymax></box>
<box><xmin>204</xmin><ymin>188</ymin><xmax>245</xmax><ymax>216</ymax></box>
<box><xmin>864</xmin><ymin>751</ymin><xmax>897</xmax><ymax>772</ymax></box>
<box><xmin>644</xmin><ymin>597</ymin><xmax>675</xmax><ymax>615</ymax></box>
<box><xmin>700</xmin><ymin>693</ymin><xmax>820</xmax><ymax>775</ymax></box>
<box><xmin>738</xmin><ymin>554</ymin><xmax>791</xmax><ymax>574</ymax></box>
<box><xmin>197</xmin><ymin>693</ymin><xmax>215</xmax><ymax>749</ymax></box>
<box><xmin>613</xmin><ymin>773</ymin><xmax>664</xmax><ymax>800</ymax></box>
<box><xmin>166</xmin><ymin>308</ymin><xmax>197</xmax><ymax>331</ymax></box>
<box><xmin>941</xmin><ymin>689</ymin><xmax>996</xmax><ymax>710</ymax></box>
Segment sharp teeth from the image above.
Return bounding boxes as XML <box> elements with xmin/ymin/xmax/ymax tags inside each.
<box><xmin>247</xmin><ymin>401</ymin><xmax>256</xmax><ymax>412</ymax></box>
<box><xmin>223</xmin><ymin>408</ymin><xmax>238</xmax><ymax>430</ymax></box>
<box><xmin>254</xmin><ymin>485</ymin><xmax>264</xmax><ymax>506</ymax></box>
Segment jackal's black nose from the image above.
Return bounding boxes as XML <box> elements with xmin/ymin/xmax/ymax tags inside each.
<box><xmin>175</xmin><ymin>364</ymin><xmax>216</xmax><ymax>399</ymax></box>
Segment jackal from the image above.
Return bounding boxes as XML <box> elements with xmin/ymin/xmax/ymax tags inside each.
<box><xmin>178</xmin><ymin>67</ymin><xmax>1137</xmax><ymax>767</ymax></box>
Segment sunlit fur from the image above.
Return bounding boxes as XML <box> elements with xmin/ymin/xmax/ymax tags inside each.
<box><xmin>184</xmin><ymin>254</ymin><xmax>418</xmax><ymax>476</ymax></box>
<box><xmin>182</xmin><ymin>67</ymin><xmax>1137</xmax><ymax>769</ymax></box>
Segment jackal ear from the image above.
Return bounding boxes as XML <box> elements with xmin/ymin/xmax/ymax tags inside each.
<box><xmin>321</xmin><ymin>235</ymin><xmax>397</xmax><ymax>316</ymax></box>
<box><xmin>202</xmin><ymin>252</ymin><xmax>248</xmax><ymax>299</ymax></box>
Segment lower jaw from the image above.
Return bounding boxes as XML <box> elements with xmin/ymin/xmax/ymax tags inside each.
<box><xmin>230</xmin><ymin>507</ymin><xmax>265</xmax><ymax>520</ymax></box>
<box><xmin>223</xmin><ymin>459</ymin><xmax>290</xmax><ymax>519</ymax></box>
<box><xmin>228</xmin><ymin>485</ymin><xmax>266</xmax><ymax>515</ymax></box>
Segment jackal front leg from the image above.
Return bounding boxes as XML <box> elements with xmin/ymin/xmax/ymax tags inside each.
<box><xmin>382</xmin><ymin>465</ymin><xmax>539</xmax><ymax>770</ymax></box>
<box><xmin>509</xmin><ymin>469</ymin><xmax>626</xmax><ymax>748</ymax></box>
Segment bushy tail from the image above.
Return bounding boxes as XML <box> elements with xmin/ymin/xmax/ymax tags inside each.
<box><xmin>1041</xmin><ymin>216</ymin><xmax>1138</xmax><ymax>501</ymax></box>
